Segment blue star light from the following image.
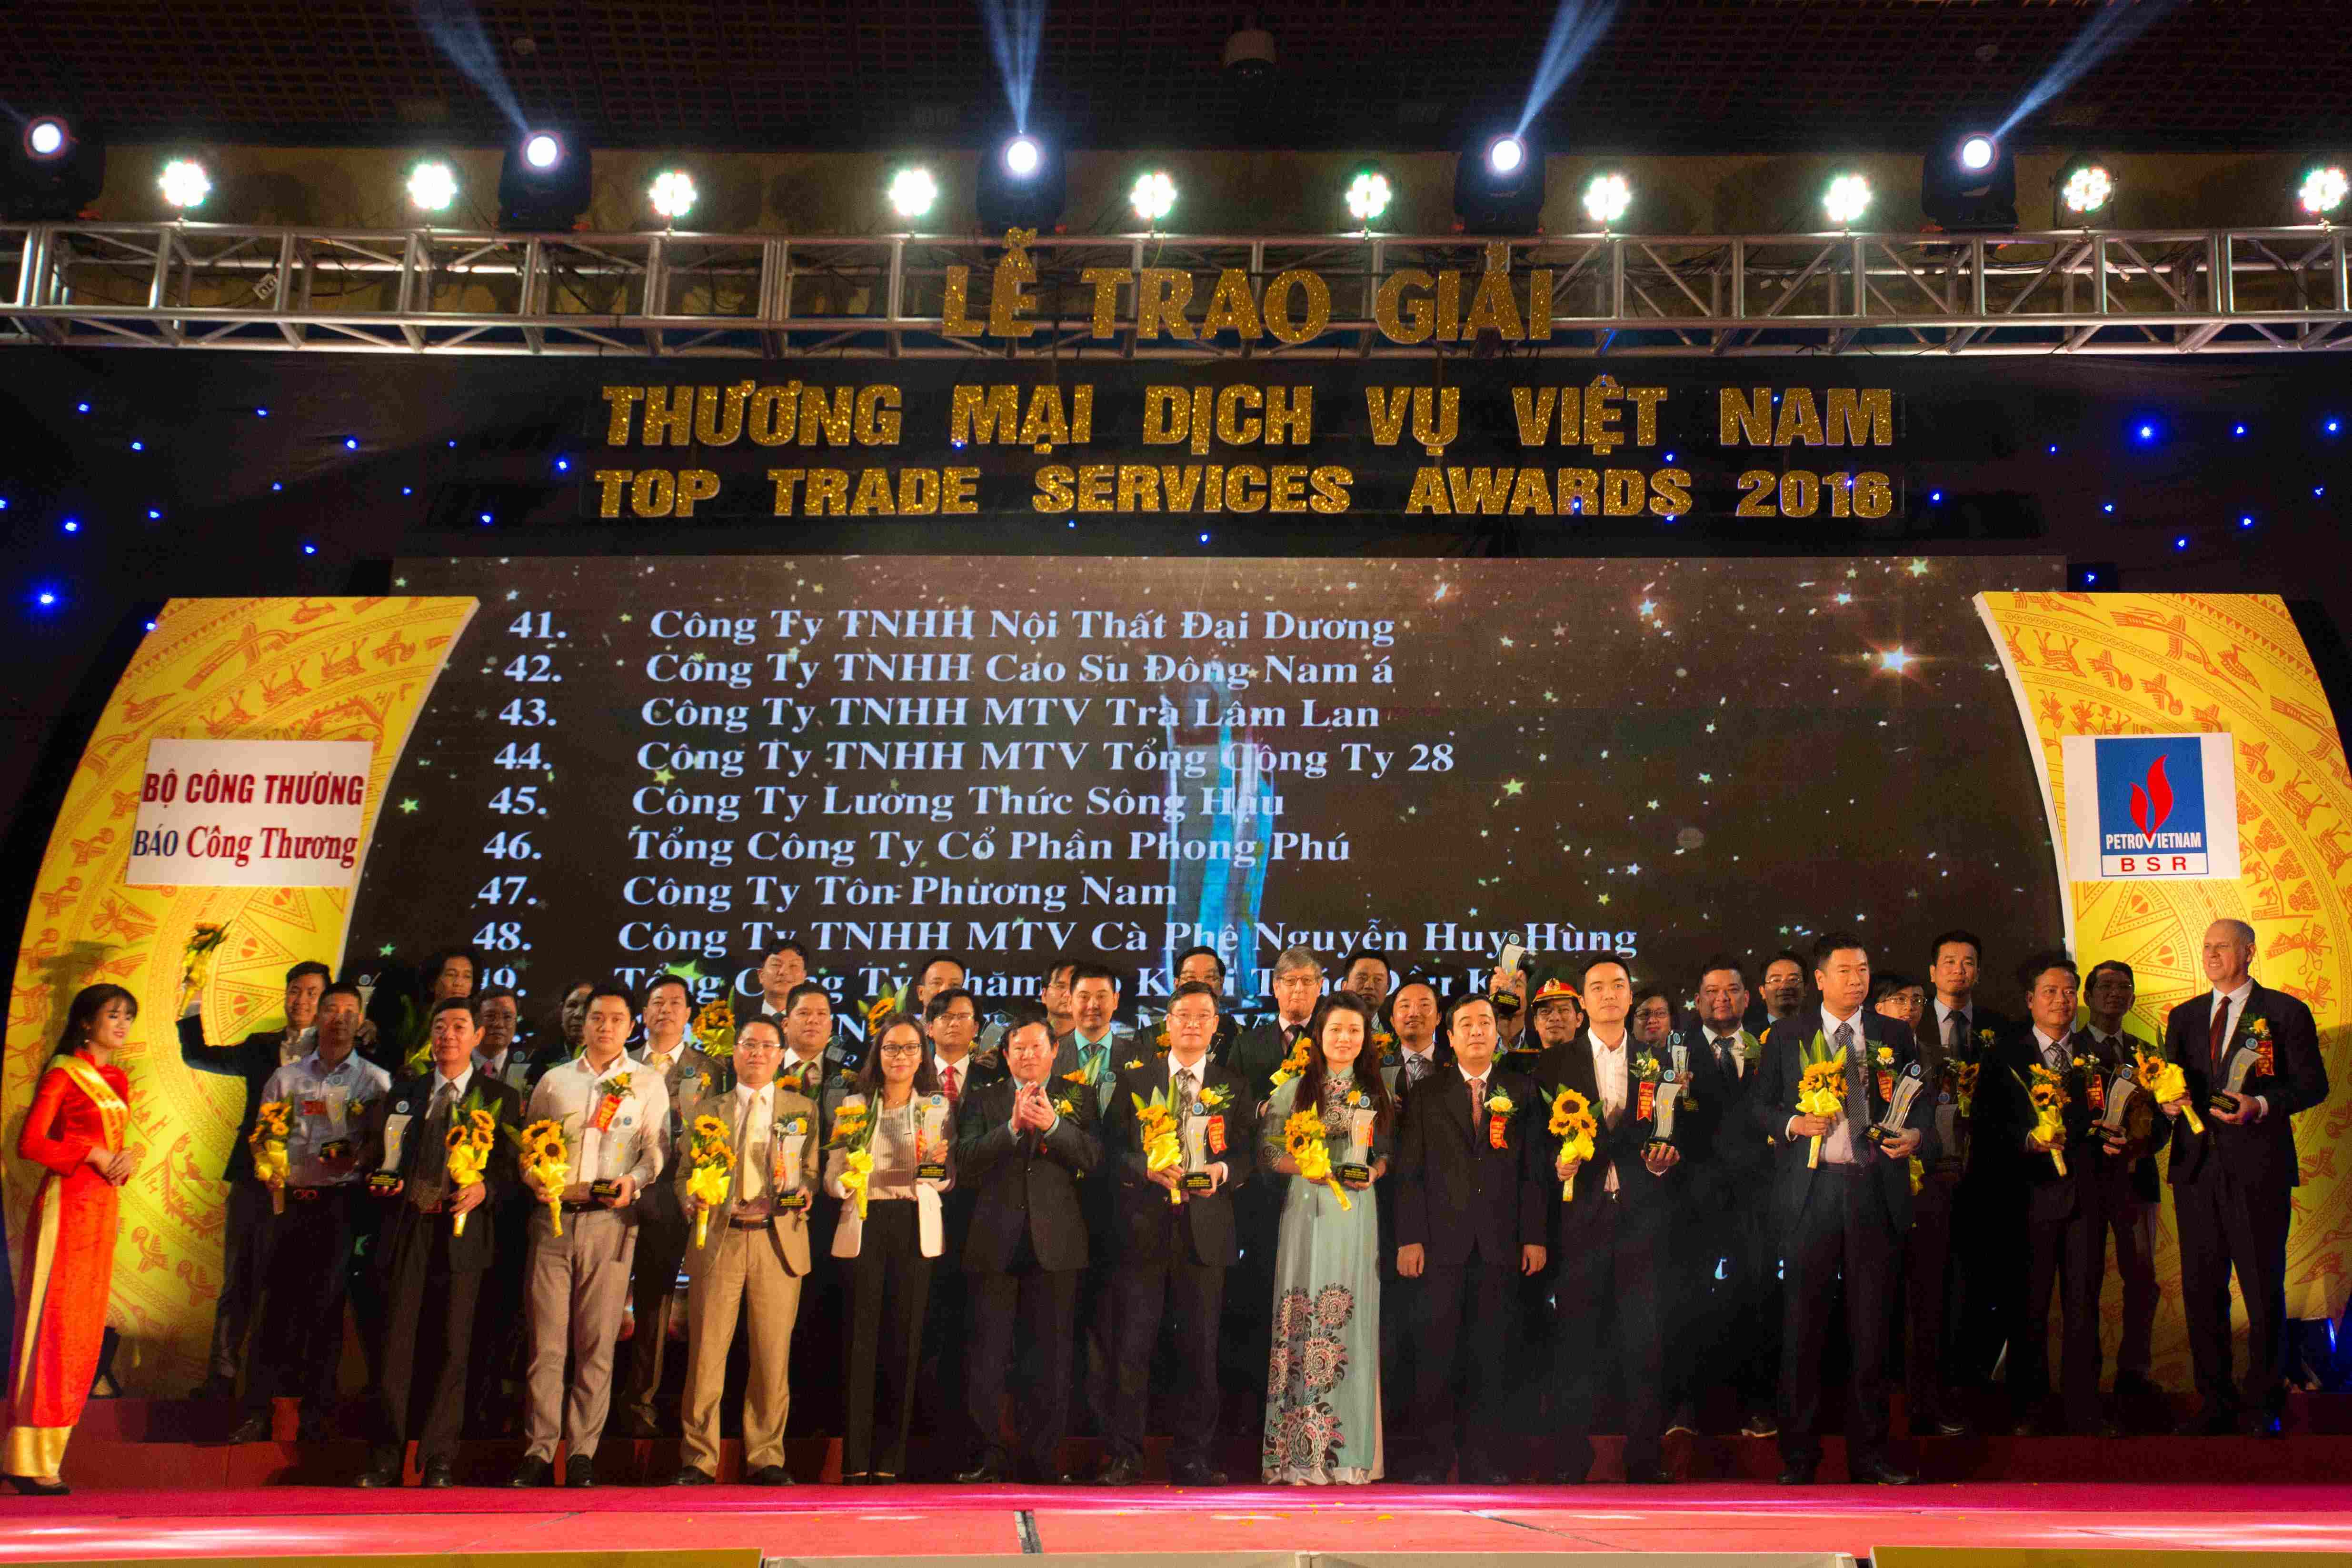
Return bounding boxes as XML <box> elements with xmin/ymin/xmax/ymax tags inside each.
<box><xmin>343</xmin><ymin>436</ymin><xmax>359</xmax><ymax>450</ymax></box>
<box><xmin>61</xmin><ymin>518</ymin><xmax>78</xmax><ymax>533</ymax></box>
<box><xmin>74</xmin><ymin>402</ymin><xmax>89</xmax><ymax>414</ymax></box>
<box><xmin>129</xmin><ymin>440</ymin><xmax>143</xmax><ymax>451</ymax></box>
<box><xmin>2174</xmin><ymin>536</ymin><xmax>2190</xmax><ymax>550</ymax></box>
<box><xmin>302</xmin><ymin>541</ymin><xmax>318</xmax><ymax>555</ymax></box>
<box><xmin>2102</xmin><ymin>502</ymin><xmax>2116</xmax><ymax>514</ymax></box>
<box><xmin>2137</xmin><ymin>423</ymin><xmax>2156</xmax><ymax>441</ymax></box>
<box><xmin>554</xmin><ymin>457</ymin><xmax>571</xmax><ymax>473</ymax></box>
<box><xmin>255</xmin><ymin>407</ymin><xmax>269</xmax><ymax>418</ymax></box>
<box><xmin>34</xmin><ymin>589</ymin><xmax>58</xmax><ymax>607</ymax></box>
<box><xmin>1929</xmin><ymin>489</ymin><xmax>1944</xmax><ymax>503</ymax></box>
<box><xmin>2232</xmin><ymin>424</ymin><xmax>2247</xmax><ymax>438</ymax></box>
<box><xmin>2047</xmin><ymin>443</ymin><xmax>2060</xmax><ymax>454</ymax></box>
<box><xmin>2240</xmin><ymin>514</ymin><xmax>2256</xmax><ymax>529</ymax></box>
<box><xmin>147</xmin><ymin>508</ymin><xmax>161</xmax><ymax>520</ymax></box>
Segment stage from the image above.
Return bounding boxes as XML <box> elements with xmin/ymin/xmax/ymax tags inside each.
<box><xmin>2</xmin><ymin>1478</ymin><xmax>2350</xmax><ymax>1563</ymax></box>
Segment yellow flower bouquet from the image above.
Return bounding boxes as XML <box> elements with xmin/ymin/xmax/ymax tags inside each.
<box><xmin>443</xmin><ymin>1107</ymin><xmax>496</xmax><ymax>1236</ymax></box>
<box><xmin>1132</xmin><ymin>1091</ymin><xmax>1184</xmax><ymax>1205</ymax></box>
<box><xmin>1268</xmin><ymin>1033</ymin><xmax>1313</xmax><ymax>1091</ymax></box>
<box><xmin>829</xmin><ymin>1098</ymin><xmax>877</xmax><ymax>1219</ymax></box>
<box><xmin>1547</xmin><ymin>1086</ymin><xmax>1598</xmax><ymax>1200</ymax></box>
<box><xmin>684</xmin><ymin>1112</ymin><xmax>735</xmax><ymax>1246</ymax></box>
<box><xmin>2018</xmin><ymin>1065</ymin><xmax>2071</xmax><ymax>1177</ymax></box>
<box><xmin>1796</xmin><ymin>1059</ymin><xmax>1848</xmax><ymax>1170</ymax></box>
<box><xmin>692</xmin><ymin>997</ymin><xmax>737</xmax><ymax>1061</ymax></box>
<box><xmin>511</xmin><ymin>1118</ymin><xmax>571</xmax><ymax>1235</ymax></box>
<box><xmin>2134</xmin><ymin>1048</ymin><xmax>2202</xmax><ymax>1135</ymax></box>
<box><xmin>250</xmin><ymin>1100</ymin><xmax>292</xmax><ymax>1214</ymax></box>
<box><xmin>180</xmin><ymin>922</ymin><xmax>229</xmax><ymax>1002</ymax></box>
<box><xmin>1282</xmin><ymin>1108</ymin><xmax>1350</xmax><ymax>1211</ymax></box>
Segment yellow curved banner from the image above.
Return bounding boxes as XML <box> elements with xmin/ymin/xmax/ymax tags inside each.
<box><xmin>4</xmin><ymin>594</ymin><xmax>473</xmax><ymax>1391</ymax></box>
<box><xmin>1980</xmin><ymin>589</ymin><xmax>2352</xmax><ymax>1385</ymax></box>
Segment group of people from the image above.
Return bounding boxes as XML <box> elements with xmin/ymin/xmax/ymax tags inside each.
<box><xmin>0</xmin><ymin>918</ymin><xmax>2326</xmax><ymax>1493</ymax></box>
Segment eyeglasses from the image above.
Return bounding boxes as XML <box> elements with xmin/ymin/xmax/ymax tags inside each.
<box><xmin>877</xmin><ymin>1042</ymin><xmax>925</xmax><ymax>1057</ymax></box>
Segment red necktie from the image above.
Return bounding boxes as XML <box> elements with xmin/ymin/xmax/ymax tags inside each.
<box><xmin>2210</xmin><ymin>999</ymin><xmax>2231</xmax><ymax>1077</ymax></box>
<box><xmin>943</xmin><ymin>1062</ymin><xmax>960</xmax><ymax>1106</ymax></box>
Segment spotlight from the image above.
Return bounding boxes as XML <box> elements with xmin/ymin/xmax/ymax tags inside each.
<box><xmin>1</xmin><ymin>111</ymin><xmax>104</xmax><ymax>220</ymax></box>
<box><xmin>497</xmin><ymin>127</ymin><xmax>590</xmax><ymax>231</ymax></box>
<box><xmin>887</xmin><ymin>167</ymin><xmax>938</xmax><ymax>221</ymax></box>
<box><xmin>1823</xmin><ymin>173</ymin><xmax>1872</xmax><ymax>228</ymax></box>
<box><xmin>2301</xmin><ymin>165</ymin><xmax>2349</xmax><ymax>219</ymax></box>
<box><xmin>407</xmin><ymin>159</ymin><xmax>458</xmax><ymax>215</ymax></box>
<box><xmin>1345</xmin><ymin>170</ymin><xmax>1391</xmax><ymax>227</ymax></box>
<box><xmin>649</xmin><ymin>170</ymin><xmax>697</xmax><ymax>225</ymax></box>
<box><xmin>1130</xmin><ymin>170</ymin><xmax>1177</xmax><ymax>227</ymax></box>
<box><xmin>2060</xmin><ymin>160</ymin><xmax>2113</xmax><ymax>219</ymax></box>
<box><xmin>1583</xmin><ymin>172</ymin><xmax>1631</xmax><ymax>229</ymax></box>
<box><xmin>159</xmin><ymin>158</ymin><xmax>211</xmax><ymax>212</ymax></box>
<box><xmin>1453</xmin><ymin>129</ymin><xmax>1544</xmax><ymax>235</ymax></box>
<box><xmin>1923</xmin><ymin>129</ymin><xmax>2015</xmax><ymax>231</ymax></box>
<box><xmin>976</xmin><ymin>132</ymin><xmax>1065</xmax><ymax>232</ymax></box>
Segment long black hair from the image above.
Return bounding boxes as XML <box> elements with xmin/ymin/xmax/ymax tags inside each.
<box><xmin>1293</xmin><ymin>991</ymin><xmax>1395</xmax><ymax>1136</ymax></box>
<box><xmin>854</xmin><ymin>1013</ymin><xmax>941</xmax><ymax>1100</ymax></box>
<box><xmin>56</xmin><ymin>983</ymin><xmax>137</xmax><ymax>1058</ymax></box>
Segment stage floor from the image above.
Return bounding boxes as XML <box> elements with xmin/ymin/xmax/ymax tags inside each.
<box><xmin>4</xmin><ymin>1481</ymin><xmax>2351</xmax><ymax>1561</ymax></box>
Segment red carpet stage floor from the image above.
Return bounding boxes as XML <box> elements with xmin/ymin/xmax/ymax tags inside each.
<box><xmin>4</xmin><ymin>1481</ymin><xmax>2352</xmax><ymax>1561</ymax></box>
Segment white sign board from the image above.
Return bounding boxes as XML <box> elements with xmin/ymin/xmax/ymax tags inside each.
<box><xmin>127</xmin><ymin>739</ymin><xmax>375</xmax><ymax>888</ymax></box>
<box><xmin>2060</xmin><ymin>732</ymin><xmax>2242</xmax><ymax>882</ymax></box>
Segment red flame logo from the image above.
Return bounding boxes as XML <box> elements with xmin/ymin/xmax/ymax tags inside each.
<box><xmin>2129</xmin><ymin>754</ymin><xmax>2173</xmax><ymax>841</ymax></box>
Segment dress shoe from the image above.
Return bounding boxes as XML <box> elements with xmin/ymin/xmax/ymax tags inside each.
<box><xmin>1740</xmin><ymin>1411</ymin><xmax>1779</xmax><ymax>1438</ymax></box>
<box><xmin>668</xmin><ymin>1466</ymin><xmax>716</xmax><ymax>1486</ymax></box>
<box><xmin>1168</xmin><ymin>1464</ymin><xmax>1228</xmax><ymax>1487</ymax></box>
<box><xmin>505</xmin><ymin>1457</ymin><xmax>554</xmax><ymax>1488</ymax></box>
<box><xmin>1913</xmin><ymin>1409</ymin><xmax>1972</xmax><ymax>1438</ymax></box>
<box><xmin>2114</xmin><ymin>1370</ymin><xmax>2166</xmax><ymax>1404</ymax></box>
<box><xmin>419</xmin><ymin>1458</ymin><xmax>455</xmax><ymax>1489</ymax></box>
<box><xmin>226</xmin><ymin>1412</ymin><xmax>271</xmax><ymax>1445</ymax></box>
<box><xmin>955</xmin><ymin>1458</ymin><xmax>1010</xmax><ymax>1484</ymax></box>
<box><xmin>563</xmin><ymin>1455</ymin><xmax>596</xmax><ymax>1488</ymax></box>
<box><xmin>1850</xmin><ymin>1457</ymin><xmax>1915</xmax><ymax>1486</ymax></box>
<box><xmin>1095</xmin><ymin>1456</ymin><xmax>1143</xmax><ymax>1487</ymax></box>
<box><xmin>351</xmin><ymin>1465</ymin><xmax>401</xmax><ymax>1490</ymax></box>
<box><xmin>1025</xmin><ymin>1469</ymin><xmax>1077</xmax><ymax>1486</ymax></box>
<box><xmin>2175</xmin><ymin>1411</ymin><xmax>2238</xmax><ymax>1437</ymax></box>
<box><xmin>6</xmin><ymin>1475</ymin><xmax>69</xmax><ymax>1497</ymax></box>
<box><xmin>747</xmin><ymin>1464</ymin><xmax>795</xmax><ymax>1486</ymax></box>
<box><xmin>1777</xmin><ymin>1463</ymin><xmax>1817</xmax><ymax>1486</ymax></box>
<box><xmin>840</xmin><ymin>1471</ymin><xmax>871</xmax><ymax>1487</ymax></box>
<box><xmin>1460</xmin><ymin>1463</ymin><xmax>1515</xmax><ymax>1486</ymax></box>
<box><xmin>1403</xmin><ymin>1467</ymin><xmax>1452</xmax><ymax>1485</ymax></box>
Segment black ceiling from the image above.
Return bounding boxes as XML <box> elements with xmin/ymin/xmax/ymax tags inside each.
<box><xmin>2</xmin><ymin>0</ymin><xmax>2347</xmax><ymax>154</ymax></box>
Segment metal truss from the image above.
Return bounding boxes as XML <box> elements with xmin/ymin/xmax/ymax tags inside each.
<box><xmin>2</xmin><ymin>221</ymin><xmax>2348</xmax><ymax>359</ymax></box>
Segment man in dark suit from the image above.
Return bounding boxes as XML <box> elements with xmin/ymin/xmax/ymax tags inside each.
<box><xmin>1983</xmin><ymin>953</ymin><xmax>2114</xmax><ymax>1435</ymax></box>
<box><xmin>178</xmin><ymin>959</ymin><xmax>329</xmax><ymax>1400</ymax></box>
<box><xmin>620</xmin><ymin>972</ymin><xmax>733</xmax><ymax>1437</ymax></box>
<box><xmin>956</xmin><ymin>1013</ymin><xmax>1104</xmax><ymax>1483</ymax></box>
<box><xmin>1930</xmin><ymin>928</ymin><xmax>2016</xmax><ymax>1402</ymax></box>
<box><xmin>1098</xmin><ymin>980</ymin><xmax>1254</xmax><ymax>1485</ymax></box>
<box><xmin>357</xmin><ymin>998</ymin><xmax>523</xmax><ymax>1486</ymax></box>
<box><xmin>2080</xmin><ymin>959</ymin><xmax>2167</xmax><ymax>1428</ymax></box>
<box><xmin>1395</xmin><ymin>992</ymin><xmax>1548</xmax><ymax>1484</ymax></box>
<box><xmin>2161</xmin><ymin>918</ymin><xmax>2330</xmax><ymax>1435</ymax></box>
<box><xmin>1531</xmin><ymin>956</ymin><xmax>1685</xmax><ymax>1482</ymax></box>
<box><xmin>1684</xmin><ymin>954</ymin><xmax>1777</xmax><ymax>1438</ymax></box>
<box><xmin>918</xmin><ymin>984</ymin><xmax>1007</xmax><ymax>1475</ymax></box>
<box><xmin>1377</xmin><ymin>976</ymin><xmax>1450</xmax><ymax>1424</ymax></box>
<box><xmin>1757</xmin><ymin>931</ymin><xmax>1935</xmax><ymax>1486</ymax></box>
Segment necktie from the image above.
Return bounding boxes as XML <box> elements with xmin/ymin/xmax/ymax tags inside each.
<box><xmin>737</xmin><ymin>1092</ymin><xmax>767</xmax><ymax>1202</ymax></box>
<box><xmin>1468</xmin><ymin>1074</ymin><xmax>1486</xmax><ymax>1125</ymax></box>
<box><xmin>2045</xmin><ymin>1038</ymin><xmax>2068</xmax><ymax>1071</ymax></box>
<box><xmin>1945</xmin><ymin>1011</ymin><xmax>1965</xmax><ymax>1056</ymax></box>
<box><xmin>1175</xmin><ymin>1065</ymin><xmax>1197</xmax><ymax>1107</ymax></box>
<box><xmin>1406</xmin><ymin>1053</ymin><xmax>1430</xmax><ymax>1084</ymax></box>
<box><xmin>942</xmin><ymin>1061</ymin><xmax>961</xmax><ymax>1106</ymax></box>
<box><xmin>2210</xmin><ymin>997</ymin><xmax>2231</xmax><ymax>1076</ymax></box>
<box><xmin>1084</xmin><ymin>1042</ymin><xmax>1106</xmax><ymax>1082</ymax></box>
<box><xmin>1837</xmin><ymin>1021</ymin><xmax>1862</xmax><ymax>1131</ymax></box>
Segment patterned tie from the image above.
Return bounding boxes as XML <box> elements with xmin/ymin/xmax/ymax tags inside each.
<box><xmin>1084</xmin><ymin>1041</ymin><xmax>1106</xmax><ymax>1082</ymax></box>
<box><xmin>1837</xmin><ymin>1021</ymin><xmax>1862</xmax><ymax>1132</ymax></box>
<box><xmin>1175</xmin><ymin>1065</ymin><xmax>1197</xmax><ymax>1108</ymax></box>
<box><xmin>2210</xmin><ymin>997</ymin><xmax>2231</xmax><ymax>1077</ymax></box>
<box><xmin>942</xmin><ymin>1061</ymin><xmax>961</xmax><ymax>1106</ymax></box>
<box><xmin>1405</xmin><ymin>1052</ymin><xmax>1429</xmax><ymax>1084</ymax></box>
<box><xmin>1468</xmin><ymin>1073</ymin><xmax>1486</xmax><ymax>1125</ymax></box>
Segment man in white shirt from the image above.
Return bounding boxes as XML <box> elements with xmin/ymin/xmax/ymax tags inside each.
<box><xmin>229</xmin><ymin>982</ymin><xmax>390</xmax><ymax>1443</ymax></box>
<box><xmin>1759</xmin><ymin>932</ymin><xmax>1931</xmax><ymax>1486</ymax></box>
<box><xmin>508</xmin><ymin>983</ymin><xmax>671</xmax><ymax>1488</ymax></box>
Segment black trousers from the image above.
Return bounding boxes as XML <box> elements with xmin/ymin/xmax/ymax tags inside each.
<box><xmin>844</xmin><ymin>1201</ymin><xmax>932</xmax><ymax>1476</ymax></box>
<box><xmin>788</xmin><ymin>1198</ymin><xmax>847</xmax><ymax>1437</ymax></box>
<box><xmin>969</xmin><ymin>1241</ymin><xmax>1077</xmax><ymax>1478</ymax></box>
<box><xmin>1112</xmin><ymin>1256</ymin><xmax>1225</xmax><ymax>1467</ymax></box>
<box><xmin>1779</xmin><ymin>1166</ymin><xmax>1900</xmax><ymax>1470</ymax></box>
<box><xmin>466</xmin><ymin>1196</ymin><xmax>533</xmax><ymax>1435</ymax></box>
<box><xmin>917</xmin><ymin>1248</ymin><xmax>977</xmax><ymax>1470</ymax></box>
<box><xmin>374</xmin><ymin>1215</ymin><xmax>483</xmax><ymax>1463</ymax></box>
<box><xmin>1902</xmin><ymin>1173</ymin><xmax>1961</xmax><ymax>1422</ymax></box>
<box><xmin>2175</xmin><ymin>1163</ymin><xmax>2292</xmax><ymax>1415</ymax></box>
<box><xmin>2014</xmin><ymin>1182</ymin><xmax>2106</xmax><ymax>1428</ymax></box>
<box><xmin>1415</xmin><ymin>1252</ymin><xmax>1512</xmax><ymax>1474</ymax></box>
<box><xmin>1221</xmin><ymin>1179</ymin><xmax>1281</xmax><ymax>1427</ymax></box>
<box><xmin>1554</xmin><ymin>1198</ymin><xmax>1667</xmax><ymax>1477</ymax></box>
<box><xmin>1952</xmin><ymin>1167</ymin><xmax>2022</xmax><ymax>1389</ymax></box>
<box><xmin>209</xmin><ymin>1179</ymin><xmax>279</xmax><ymax>1388</ymax></box>
<box><xmin>624</xmin><ymin>1203</ymin><xmax>693</xmax><ymax>1428</ymax></box>
<box><xmin>251</xmin><ymin>1188</ymin><xmax>357</xmax><ymax>1413</ymax></box>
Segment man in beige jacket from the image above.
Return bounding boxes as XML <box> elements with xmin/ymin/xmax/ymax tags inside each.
<box><xmin>667</xmin><ymin>1017</ymin><xmax>820</xmax><ymax>1485</ymax></box>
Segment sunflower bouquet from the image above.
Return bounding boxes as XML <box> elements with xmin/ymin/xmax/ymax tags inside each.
<box><xmin>1949</xmin><ymin>1058</ymin><xmax>1982</xmax><ymax>1119</ymax></box>
<box><xmin>1796</xmin><ymin>1059</ymin><xmax>1848</xmax><ymax>1170</ymax></box>
<box><xmin>510</xmin><ymin>1118</ymin><xmax>572</xmax><ymax>1234</ymax></box>
<box><xmin>250</xmin><ymin>1100</ymin><xmax>292</xmax><ymax>1214</ymax></box>
<box><xmin>2134</xmin><ymin>1048</ymin><xmax>2202</xmax><ymax>1135</ymax></box>
<box><xmin>684</xmin><ymin>1113</ymin><xmax>736</xmax><ymax>1246</ymax></box>
<box><xmin>2017</xmin><ymin>1064</ymin><xmax>2071</xmax><ymax>1177</ymax></box>
<box><xmin>180</xmin><ymin>923</ymin><xmax>229</xmax><ymax>1003</ymax></box>
<box><xmin>1282</xmin><ymin>1107</ymin><xmax>1350</xmax><ymax>1211</ymax></box>
<box><xmin>1132</xmin><ymin>1090</ymin><xmax>1185</xmax><ymax>1205</ymax></box>
<box><xmin>692</xmin><ymin>997</ymin><xmax>737</xmax><ymax>1061</ymax></box>
<box><xmin>829</xmin><ymin>1097</ymin><xmax>877</xmax><ymax>1220</ymax></box>
<box><xmin>1547</xmin><ymin>1086</ymin><xmax>1599</xmax><ymax>1200</ymax></box>
<box><xmin>442</xmin><ymin>1106</ymin><xmax>496</xmax><ymax>1236</ymax></box>
<box><xmin>1267</xmin><ymin>1032</ymin><xmax>1313</xmax><ymax>1091</ymax></box>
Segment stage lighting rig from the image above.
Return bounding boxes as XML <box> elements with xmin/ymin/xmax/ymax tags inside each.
<box><xmin>1345</xmin><ymin>170</ymin><xmax>1391</xmax><ymax>229</ymax></box>
<box><xmin>1454</xmin><ymin>130</ymin><xmax>1544</xmax><ymax>236</ymax></box>
<box><xmin>497</xmin><ymin>127</ymin><xmax>590</xmax><ymax>231</ymax></box>
<box><xmin>1583</xmin><ymin>172</ymin><xmax>1631</xmax><ymax>230</ymax></box>
<box><xmin>407</xmin><ymin>159</ymin><xmax>459</xmax><ymax>215</ymax></box>
<box><xmin>2058</xmin><ymin>158</ymin><xmax>2113</xmax><ymax>220</ymax></box>
<box><xmin>1922</xmin><ymin>129</ymin><xmax>2016</xmax><ymax>232</ymax></box>
<box><xmin>159</xmin><ymin>158</ymin><xmax>211</xmax><ymax>212</ymax></box>
<box><xmin>2302</xmin><ymin>165</ymin><xmax>2348</xmax><ymax>220</ymax></box>
<box><xmin>1</xmin><ymin>112</ymin><xmax>104</xmax><ymax>220</ymax></box>
<box><xmin>976</xmin><ymin>132</ymin><xmax>1065</xmax><ymax>232</ymax></box>
<box><xmin>1823</xmin><ymin>173</ymin><xmax>1871</xmax><ymax>229</ymax></box>
<box><xmin>649</xmin><ymin>170</ymin><xmax>698</xmax><ymax>226</ymax></box>
<box><xmin>888</xmin><ymin>167</ymin><xmax>939</xmax><ymax>222</ymax></box>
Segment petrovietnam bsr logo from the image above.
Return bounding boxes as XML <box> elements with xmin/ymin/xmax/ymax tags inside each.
<box><xmin>2094</xmin><ymin>736</ymin><xmax>2210</xmax><ymax>876</ymax></box>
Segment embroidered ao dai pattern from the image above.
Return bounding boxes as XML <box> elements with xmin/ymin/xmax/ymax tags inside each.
<box><xmin>1258</xmin><ymin>1069</ymin><xmax>1387</xmax><ymax>1484</ymax></box>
